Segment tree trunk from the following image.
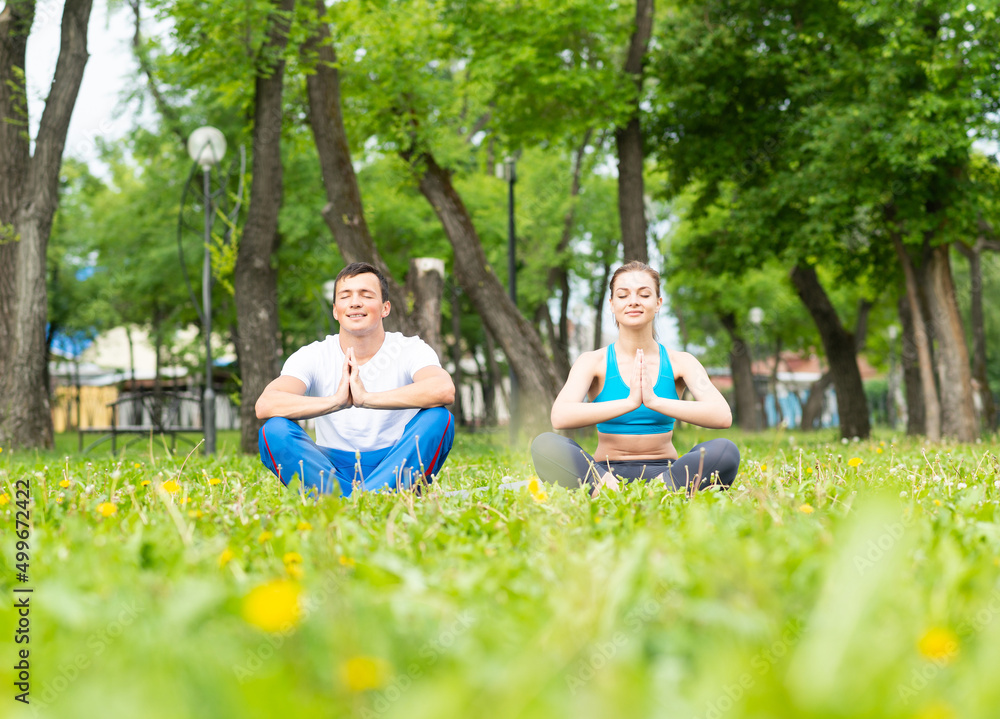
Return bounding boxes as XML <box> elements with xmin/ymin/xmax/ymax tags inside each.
<box><xmin>303</xmin><ymin>0</ymin><xmax>409</xmax><ymax>333</ymax></box>
<box><xmin>548</xmin><ymin>129</ymin><xmax>592</xmax><ymax>380</ymax></box>
<box><xmin>0</xmin><ymin>0</ymin><xmax>33</xmax><ymax>388</ymax></box>
<box><xmin>789</xmin><ymin>263</ymin><xmax>870</xmax><ymax>439</ymax></box>
<box><xmin>956</xmin><ymin>240</ymin><xmax>997</xmax><ymax>432</ymax></box>
<box><xmin>410</xmin><ymin>151</ymin><xmax>559</xmax><ymax>432</ymax></box>
<box><xmin>893</xmin><ymin>232</ymin><xmax>941</xmax><ymax>440</ymax></box>
<box><xmin>800</xmin><ymin>372</ymin><xmax>833</xmax><ymax>431</ymax></box>
<box><xmin>406</xmin><ymin>257</ymin><xmax>445</xmax><ymax>360</ymax></box>
<box><xmin>0</xmin><ymin>0</ymin><xmax>93</xmax><ymax>449</ymax></box>
<box><xmin>615</xmin><ymin>0</ymin><xmax>653</xmax><ymax>265</ymax></box>
<box><xmin>447</xmin><ymin>282</ymin><xmax>464</xmax><ymax>424</ymax></box>
<box><xmin>483</xmin><ymin>324</ymin><xmax>504</xmax><ymax>423</ymax></box>
<box><xmin>594</xmin><ymin>260</ymin><xmax>611</xmax><ymax>350</ymax></box>
<box><xmin>719</xmin><ymin>311</ymin><xmax>760</xmax><ymax>431</ymax></box>
<box><xmin>898</xmin><ymin>295</ymin><xmax>925</xmax><ymax>436</ymax></box>
<box><xmin>233</xmin><ymin>0</ymin><xmax>295</xmax><ymax>454</ymax></box>
<box><xmin>924</xmin><ymin>243</ymin><xmax>977</xmax><ymax>441</ymax></box>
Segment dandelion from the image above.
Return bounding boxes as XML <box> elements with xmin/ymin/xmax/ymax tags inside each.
<box><xmin>798</xmin><ymin>504</ymin><xmax>815</xmax><ymax>514</ymax></box>
<box><xmin>209</xmin><ymin>477</ymin><xmax>221</xmax><ymax>486</ymax></box>
<box><xmin>339</xmin><ymin>555</ymin><xmax>355</xmax><ymax>567</ymax></box>
<box><xmin>848</xmin><ymin>457</ymin><xmax>863</xmax><ymax>468</ymax></box>
<box><xmin>133</xmin><ymin>462</ymin><xmax>142</xmax><ymax>468</ymax></box>
<box><xmin>0</xmin><ymin>493</ymin><xmax>9</xmax><ymax>506</ymax></box>
<box><xmin>97</xmin><ymin>502</ymin><xmax>117</xmax><ymax>517</ymax></box>
<box><xmin>876</xmin><ymin>448</ymin><xmax>883</xmax><ymax>454</ymax></box>
<box><xmin>527</xmin><ymin>477</ymin><xmax>548</xmax><ymax>502</ymax></box>
<box><xmin>219</xmin><ymin>548</ymin><xmax>235</xmax><ymax>568</ymax></box>
<box><xmin>0</xmin><ymin>446</ymin><xmax>4</xmax><ymax>453</ymax></box>
<box><xmin>760</xmin><ymin>463</ymin><xmax>768</xmax><ymax>472</ymax></box>
<box><xmin>242</xmin><ymin>579</ymin><xmax>302</xmax><ymax>632</ymax></box>
<box><xmin>287</xmin><ymin>563</ymin><xmax>304</xmax><ymax>580</ymax></box>
<box><xmin>59</xmin><ymin>479</ymin><xmax>71</xmax><ymax>488</ymax></box>
<box><xmin>297</xmin><ymin>521</ymin><xmax>313</xmax><ymax>532</ymax></box>
<box><xmin>161</xmin><ymin>479</ymin><xmax>180</xmax><ymax>494</ymax></box>
<box><xmin>933</xmin><ymin>499</ymin><xmax>942</xmax><ymax>507</ymax></box>
<box><xmin>806</xmin><ymin>467</ymin><xmax>813</xmax><ymax>474</ymax></box>
<box><xmin>340</xmin><ymin>656</ymin><xmax>390</xmax><ymax>692</ymax></box>
<box><xmin>918</xmin><ymin>628</ymin><xmax>958</xmax><ymax>663</ymax></box>
<box><xmin>258</xmin><ymin>531</ymin><xmax>274</xmax><ymax>543</ymax></box>
<box><xmin>180</xmin><ymin>497</ymin><xmax>191</xmax><ymax>504</ymax></box>
<box><xmin>283</xmin><ymin>552</ymin><xmax>303</xmax><ymax>565</ymax></box>
<box><xmin>140</xmin><ymin>480</ymin><xmax>150</xmax><ymax>487</ymax></box>
<box><xmin>188</xmin><ymin>510</ymin><xmax>203</xmax><ymax>518</ymax></box>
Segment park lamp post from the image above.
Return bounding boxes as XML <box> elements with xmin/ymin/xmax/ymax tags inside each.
<box><xmin>887</xmin><ymin>324</ymin><xmax>899</xmax><ymax>429</ymax></box>
<box><xmin>506</xmin><ymin>156</ymin><xmax>518</xmax><ymax>443</ymax></box>
<box><xmin>187</xmin><ymin>126</ymin><xmax>227</xmax><ymax>455</ymax></box>
<box><xmin>748</xmin><ymin>307</ymin><xmax>765</xmax><ymax>428</ymax></box>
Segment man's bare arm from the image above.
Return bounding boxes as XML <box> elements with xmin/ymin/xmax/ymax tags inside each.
<box><xmin>350</xmin><ymin>365</ymin><xmax>455</xmax><ymax>410</ymax></box>
<box><xmin>255</xmin><ymin>363</ymin><xmax>351</xmax><ymax>420</ymax></box>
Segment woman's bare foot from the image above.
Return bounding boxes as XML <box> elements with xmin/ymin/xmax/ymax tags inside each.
<box><xmin>591</xmin><ymin>471</ymin><xmax>621</xmax><ymax>497</ymax></box>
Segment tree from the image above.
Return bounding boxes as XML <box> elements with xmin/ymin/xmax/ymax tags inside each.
<box><xmin>615</xmin><ymin>0</ymin><xmax>653</xmax><ymax>264</ymax></box>
<box><xmin>232</xmin><ymin>0</ymin><xmax>297</xmax><ymax>454</ymax></box>
<box><xmin>0</xmin><ymin>0</ymin><xmax>95</xmax><ymax>449</ymax></box>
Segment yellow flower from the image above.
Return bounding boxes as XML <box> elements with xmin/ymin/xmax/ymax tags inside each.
<box><xmin>0</xmin><ymin>446</ymin><xmax>4</xmax><ymax>453</ymax></box>
<box><xmin>339</xmin><ymin>555</ymin><xmax>355</xmax><ymax>567</ymax></box>
<box><xmin>876</xmin><ymin>447</ymin><xmax>883</xmax><ymax>454</ymax></box>
<box><xmin>180</xmin><ymin>497</ymin><xmax>191</xmax><ymax>504</ymax></box>
<box><xmin>283</xmin><ymin>552</ymin><xmax>303</xmax><ymax>565</ymax></box>
<box><xmin>340</xmin><ymin>656</ymin><xmax>390</xmax><ymax>692</ymax></box>
<box><xmin>258</xmin><ymin>531</ymin><xmax>274</xmax><ymax>543</ymax></box>
<box><xmin>760</xmin><ymin>463</ymin><xmax>768</xmax><ymax>472</ymax></box>
<box><xmin>879</xmin><ymin>441</ymin><xmax>886</xmax><ymax>447</ymax></box>
<box><xmin>242</xmin><ymin>579</ymin><xmax>301</xmax><ymax>632</ymax></box>
<box><xmin>161</xmin><ymin>479</ymin><xmax>180</xmax><ymax>494</ymax></box>
<box><xmin>0</xmin><ymin>493</ymin><xmax>10</xmax><ymax>506</ymax></box>
<box><xmin>527</xmin><ymin>477</ymin><xmax>548</xmax><ymax>502</ymax></box>
<box><xmin>56</xmin><ymin>496</ymin><xmax>64</xmax><ymax>504</ymax></box>
<box><xmin>918</xmin><ymin>628</ymin><xmax>958</xmax><ymax>662</ymax></box>
<box><xmin>287</xmin><ymin>563</ymin><xmax>305</xmax><ymax>580</ymax></box>
<box><xmin>97</xmin><ymin>502</ymin><xmax>117</xmax><ymax>517</ymax></box>
<box><xmin>933</xmin><ymin>499</ymin><xmax>942</xmax><ymax>507</ymax></box>
<box><xmin>297</xmin><ymin>521</ymin><xmax>313</xmax><ymax>532</ymax></box>
<box><xmin>798</xmin><ymin>504</ymin><xmax>815</xmax><ymax>514</ymax></box>
<box><xmin>806</xmin><ymin>467</ymin><xmax>813</xmax><ymax>474</ymax></box>
<box><xmin>219</xmin><ymin>548</ymin><xmax>235</xmax><ymax>568</ymax></box>
<box><xmin>59</xmin><ymin>479</ymin><xmax>71</xmax><ymax>488</ymax></box>
<box><xmin>594</xmin><ymin>516</ymin><xmax>602</xmax><ymax>524</ymax></box>
<box><xmin>188</xmin><ymin>509</ymin><xmax>203</xmax><ymax>518</ymax></box>
<box><xmin>914</xmin><ymin>701</ymin><xmax>956</xmax><ymax>719</ymax></box>
<box><xmin>140</xmin><ymin>480</ymin><xmax>150</xmax><ymax>487</ymax></box>
<box><xmin>209</xmin><ymin>477</ymin><xmax>221</xmax><ymax>485</ymax></box>
<box><xmin>133</xmin><ymin>462</ymin><xmax>142</xmax><ymax>468</ymax></box>
<box><xmin>848</xmin><ymin>457</ymin><xmax>863</xmax><ymax>468</ymax></box>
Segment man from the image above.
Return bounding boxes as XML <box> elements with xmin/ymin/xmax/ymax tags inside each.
<box><xmin>256</xmin><ymin>262</ymin><xmax>456</xmax><ymax>496</ymax></box>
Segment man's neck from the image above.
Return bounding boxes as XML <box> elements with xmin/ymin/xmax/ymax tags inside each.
<box><xmin>339</xmin><ymin>327</ymin><xmax>387</xmax><ymax>363</ymax></box>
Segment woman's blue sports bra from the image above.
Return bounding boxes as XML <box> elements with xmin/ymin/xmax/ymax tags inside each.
<box><xmin>594</xmin><ymin>343</ymin><xmax>679</xmax><ymax>435</ymax></box>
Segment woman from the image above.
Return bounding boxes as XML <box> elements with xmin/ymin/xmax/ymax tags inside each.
<box><xmin>532</xmin><ymin>261</ymin><xmax>740</xmax><ymax>494</ymax></box>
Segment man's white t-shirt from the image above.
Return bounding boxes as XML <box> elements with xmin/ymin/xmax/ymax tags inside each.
<box><xmin>280</xmin><ymin>332</ymin><xmax>442</xmax><ymax>452</ymax></box>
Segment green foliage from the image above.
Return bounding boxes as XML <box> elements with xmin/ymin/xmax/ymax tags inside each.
<box><xmin>2</xmin><ymin>430</ymin><xmax>1000</xmax><ymax>717</ymax></box>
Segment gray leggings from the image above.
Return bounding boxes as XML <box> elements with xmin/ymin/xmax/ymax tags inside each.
<box><xmin>530</xmin><ymin>433</ymin><xmax>740</xmax><ymax>490</ymax></box>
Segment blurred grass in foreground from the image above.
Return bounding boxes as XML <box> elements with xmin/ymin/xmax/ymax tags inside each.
<box><xmin>1</xmin><ymin>427</ymin><xmax>999</xmax><ymax>719</ymax></box>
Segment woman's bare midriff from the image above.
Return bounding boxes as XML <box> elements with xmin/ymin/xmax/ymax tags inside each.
<box><xmin>594</xmin><ymin>431</ymin><xmax>678</xmax><ymax>463</ymax></box>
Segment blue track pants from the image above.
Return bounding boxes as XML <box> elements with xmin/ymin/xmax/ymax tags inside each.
<box><xmin>258</xmin><ymin>408</ymin><xmax>455</xmax><ymax>497</ymax></box>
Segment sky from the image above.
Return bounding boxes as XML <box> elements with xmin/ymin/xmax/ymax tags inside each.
<box><xmin>26</xmin><ymin>0</ymin><xmax>139</xmax><ymax>168</ymax></box>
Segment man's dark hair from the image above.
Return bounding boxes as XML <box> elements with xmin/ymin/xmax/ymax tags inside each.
<box><xmin>334</xmin><ymin>262</ymin><xmax>389</xmax><ymax>302</ymax></box>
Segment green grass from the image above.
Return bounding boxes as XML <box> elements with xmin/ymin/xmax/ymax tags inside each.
<box><xmin>2</xmin><ymin>427</ymin><xmax>1000</xmax><ymax>719</ymax></box>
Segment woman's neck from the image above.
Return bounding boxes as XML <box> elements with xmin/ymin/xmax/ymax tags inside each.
<box><xmin>615</xmin><ymin>327</ymin><xmax>658</xmax><ymax>356</ymax></box>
